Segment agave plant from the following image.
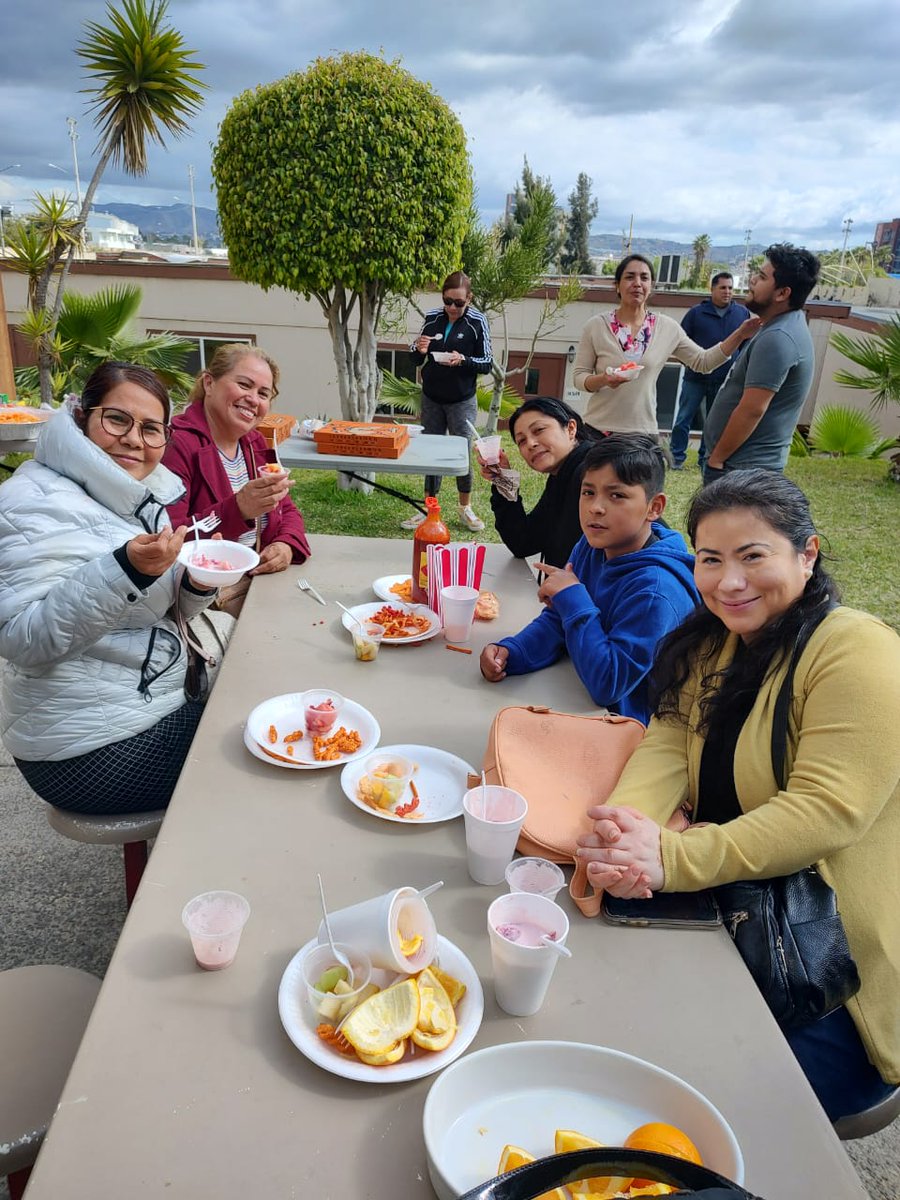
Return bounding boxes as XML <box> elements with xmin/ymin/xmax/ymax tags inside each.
<box><xmin>808</xmin><ymin>404</ymin><xmax>895</xmax><ymax>458</ymax></box>
<box><xmin>830</xmin><ymin>317</ymin><xmax>900</xmax><ymax>412</ymax></box>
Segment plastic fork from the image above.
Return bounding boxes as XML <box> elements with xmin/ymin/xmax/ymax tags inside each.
<box><xmin>188</xmin><ymin>512</ymin><xmax>220</xmax><ymax>544</ymax></box>
<box><xmin>297</xmin><ymin>578</ymin><xmax>326</xmax><ymax>606</ymax></box>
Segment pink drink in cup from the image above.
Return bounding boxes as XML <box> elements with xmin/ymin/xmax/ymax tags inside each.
<box><xmin>487</xmin><ymin>891</ymin><xmax>570</xmax><ymax>1015</ymax></box>
<box><xmin>182</xmin><ymin>890</ymin><xmax>250</xmax><ymax>971</ymax></box>
<box><xmin>462</xmin><ymin>785</ymin><xmax>528</xmax><ymax>885</ymax></box>
<box><xmin>441</xmin><ymin>585</ymin><xmax>480</xmax><ymax>644</ymax></box>
<box><xmin>476</xmin><ymin>434</ymin><xmax>502</xmax><ymax>466</ymax></box>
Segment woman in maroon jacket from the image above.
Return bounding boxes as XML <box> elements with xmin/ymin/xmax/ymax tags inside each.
<box><xmin>164</xmin><ymin>345</ymin><xmax>310</xmax><ymax>587</ymax></box>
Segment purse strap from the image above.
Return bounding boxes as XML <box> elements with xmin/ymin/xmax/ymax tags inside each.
<box><xmin>769</xmin><ymin>602</ymin><xmax>834</xmax><ymax>790</ymax></box>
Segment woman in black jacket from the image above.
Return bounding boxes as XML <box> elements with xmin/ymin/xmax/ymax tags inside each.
<box><xmin>405</xmin><ymin>271</ymin><xmax>493</xmax><ymax>533</ymax></box>
<box><xmin>478</xmin><ymin>397</ymin><xmax>602</xmax><ymax>569</ymax></box>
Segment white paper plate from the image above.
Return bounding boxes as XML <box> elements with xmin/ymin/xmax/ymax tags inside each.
<box><xmin>340</xmin><ymin>744</ymin><xmax>476</xmax><ymax>824</ymax></box>
<box><xmin>244</xmin><ymin>694</ymin><xmax>380</xmax><ymax>770</ymax></box>
<box><xmin>372</xmin><ymin>574</ymin><xmax>413</xmax><ymax>603</ymax></box>
<box><xmin>431</xmin><ymin>351</ymin><xmax>453</xmax><ymax>364</ymax></box>
<box><xmin>278</xmin><ymin>935</ymin><xmax>483</xmax><ymax>1083</ymax></box>
<box><xmin>341</xmin><ymin>601</ymin><xmax>440</xmax><ymax>644</ymax></box>
<box><xmin>423</xmin><ymin>1040</ymin><xmax>744</xmax><ymax>1200</ymax></box>
<box><xmin>606</xmin><ymin>363</ymin><xmax>646</xmax><ymax>379</ymax></box>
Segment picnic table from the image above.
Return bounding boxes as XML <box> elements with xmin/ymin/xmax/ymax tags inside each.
<box><xmin>278</xmin><ymin>432</ymin><xmax>470</xmax><ymax>512</ymax></box>
<box><xmin>23</xmin><ymin>538</ymin><xmax>867</xmax><ymax>1199</ymax></box>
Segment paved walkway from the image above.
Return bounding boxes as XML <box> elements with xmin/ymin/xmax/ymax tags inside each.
<box><xmin>0</xmin><ymin>740</ymin><xmax>896</xmax><ymax>1198</ymax></box>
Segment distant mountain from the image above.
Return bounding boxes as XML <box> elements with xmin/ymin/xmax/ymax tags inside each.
<box><xmin>589</xmin><ymin>233</ymin><xmax>765</xmax><ymax>267</ymax></box>
<box><xmin>97</xmin><ymin>202</ymin><xmax>221</xmax><ymax>243</ymax></box>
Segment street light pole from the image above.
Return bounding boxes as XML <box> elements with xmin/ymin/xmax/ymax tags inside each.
<box><xmin>67</xmin><ymin>117</ymin><xmax>83</xmax><ymax>210</ymax></box>
<box><xmin>741</xmin><ymin>228</ymin><xmax>752</xmax><ymax>284</ymax></box>
<box><xmin>838</xmin><ymin>217</ymin><xmax>853</xmax><ymax>282</ymax></box>
<box><xmin>188</xmin><ymin>165</ymin><xmax>200</xmax><ymax>254</ymax></box>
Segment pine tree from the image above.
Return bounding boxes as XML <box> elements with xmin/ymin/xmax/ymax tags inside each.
<box><xmin>561</xmin><ymin>173</ymin><xmax>598</xmax><ymax>274</ymax></box>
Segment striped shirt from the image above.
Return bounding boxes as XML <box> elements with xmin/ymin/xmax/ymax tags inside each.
<box><xmin>217</xmin><ymin>448</ymin><xmax>267</xmax><ymax>546</ymax></box>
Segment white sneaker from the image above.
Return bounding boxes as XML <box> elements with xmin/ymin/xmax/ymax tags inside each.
<box><xmin>458</xmin><ymin>504</ymin><xmax>485</xmax><ymax>533</ymax></box>
<box><xmin>400</xmin><ymin>510</ymin><xmax>426</xmax><ymax>530</ymax></box>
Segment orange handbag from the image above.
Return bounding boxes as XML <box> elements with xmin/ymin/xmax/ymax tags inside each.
<box><xmin>473</xmin><ymin>706</ymin><xmax>645</xmax><ymax>917</ymax></box>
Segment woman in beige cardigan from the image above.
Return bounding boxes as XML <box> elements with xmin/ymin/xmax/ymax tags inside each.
<box><xmin>573</xmin><ymin>254</ymin><xmax>758</xmax><ymax>435</ymax></box>
<box><xmin>577</xmin><ymin>470</ymin><xmax>900</xmax><ymax>1122</ymax></box>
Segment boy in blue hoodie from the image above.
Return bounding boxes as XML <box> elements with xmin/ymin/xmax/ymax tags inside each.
<box><xmin>479</xmin><ymin>435</ymin><xmax>699</xmax><ymax>725</ymax></box>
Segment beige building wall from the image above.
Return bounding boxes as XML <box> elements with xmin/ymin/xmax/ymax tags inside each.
<box><xmin>2</xmin><ymin>265</ymin><xmax>895</xmax><ymax>439</ymax></box>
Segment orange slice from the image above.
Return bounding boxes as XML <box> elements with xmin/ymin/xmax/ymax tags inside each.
<box><xmin>496</xmin><ymin>1147</ymin><xmax>566</xmax><ymax>1200</ymax></box>
<box><xmin>339</xmin><ymin>978</ymin><xmax>419</xmax><ymax>1055</ymax></box>
<box><xmin>356</xmin><ymin>1039</ymin><xmax>407</xmax><ymax>1066</ymax></box>
<box><xmin>429</xmin><ymin>964</ymin><xmax>466</xmax><ymax>1007</ymax></box>
<box><xmin>554</xmin><ymin>1129</ymin><xmax>632</xmax><ymax>1196</ymax></box>
<box><xmin>624</xmin><ymin>1122</ymin><xmax>701</xmax><ymax>1188</ymax></box>
<box><xmin>411</xmin><ymin>967</ymin><xmax>457</xmax><ymax>1051</ymax></box>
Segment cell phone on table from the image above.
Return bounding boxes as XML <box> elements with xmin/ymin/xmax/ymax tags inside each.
<box><xmin>601</xmin><ymin>890</ymin><xmax>722</xmax><ymax>929</ymax></box>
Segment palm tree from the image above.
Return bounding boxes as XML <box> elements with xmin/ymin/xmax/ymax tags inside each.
<box><xmin>15</xmin><ymin>283</ymin><xmax>195</xmax><ymax>404</ymax></box>
<box><xmin>32</xmin><ymin>0</ymin><xmax>206</xmax><ymax>402</ymax></box>
<box><xmin>691</xmin><ymin>233</ymin><xmax>712</xmax><ymax>287</ymax></box>
<box><xmin>830</xmin><ymin>316</ymin><xmax>900</xmax><ymax>412</ymax></box>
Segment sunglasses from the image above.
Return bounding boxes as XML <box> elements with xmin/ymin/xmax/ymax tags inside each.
<box><xmin>442</xmin><ymin>297</ymin><xmax>467</xmax><ymax>309</ymax></box>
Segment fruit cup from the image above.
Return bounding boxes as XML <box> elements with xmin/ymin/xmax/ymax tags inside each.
<box><xmin>302</xmin><ymin>690</ymin><xmax>344</xmax><ymax>735</ymax></box>
<box><xmin>352</xmin><ymin>621</ymin><xmax>386</xmax><ymax>662</ymax></box>
<box><xmin>356</xmin><ymin>754</ymin><xmax>415</xmax><ymax>813</ymax></box>
<box><xmin>301</xmin><ymin>942</ymin><xmax>373</xmax><ymax>1021</ymax></box>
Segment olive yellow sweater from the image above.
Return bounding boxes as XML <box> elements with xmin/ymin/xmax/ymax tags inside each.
<box><xmin>608</xmin><ymin>607</ymin><xmax>900</xmax><ymax>1082</ymax></box>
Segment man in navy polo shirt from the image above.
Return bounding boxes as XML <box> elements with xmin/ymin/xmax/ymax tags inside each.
<box><xmin>670</xmin><ymin>272</ymin><xmax>750</xmax><ymax>471</ymax></box>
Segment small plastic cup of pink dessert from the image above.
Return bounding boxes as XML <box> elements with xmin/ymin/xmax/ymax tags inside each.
<box><xmin>182</xmin><ymin>890</ymin><xmax>250</xmax><ymax>971</ymax></box>
<box><xmin>302</xmin><ymin>690</ymin><xmax>344</xmax><ymax>736</ymax></box>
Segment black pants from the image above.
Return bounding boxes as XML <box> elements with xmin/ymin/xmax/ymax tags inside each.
<box><xmin>16</xmin><ymin>701</ymin><xmax>205</xmax><ymax>815</ymax></box>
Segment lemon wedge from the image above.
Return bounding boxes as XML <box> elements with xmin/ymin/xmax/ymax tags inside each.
<box><xmin>398</xmin><ymin>931</ymin><xmax>423</xmax><ymax>958</ymax></box>
<box><xmin>411</xmin><ymin>967</ymin><xmax>457</xmax><ymax>1051</ymax></box>
<box><xmin>340</xmin><ymin>977</ymin><xmax>419</xmax><ymax>1055</ymax></box>
<box><xmin>554</xmin><ymin>1129</ymin><xmax>632</xmax><ymax>1196</ymax></box>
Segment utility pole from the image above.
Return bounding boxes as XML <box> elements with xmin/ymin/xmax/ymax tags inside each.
<box><xmin>67</xmin><ymin>118</ymin><xmax>83</xmax><ymax>210</ymax></box>
<box><xmin>741</xmin><ymin>228</ymin><xmax>752</xmax><ymax>284</ymax></box>
<box><xmin>188</xmin><ymin>165</ymin><xmax>200</xmax><ymax>254</ymax></box>
<box><xmin>838</xmin><ymin>217</ymin><xmax>853</xmax><ymax>281</ymax></box>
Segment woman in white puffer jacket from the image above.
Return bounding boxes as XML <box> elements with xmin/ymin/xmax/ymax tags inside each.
<box><xmin>0</xmin><ymin>363</ymin><xmax>217</xmax><ymax>814</ymax></box>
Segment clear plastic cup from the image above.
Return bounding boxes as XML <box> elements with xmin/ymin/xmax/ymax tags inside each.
<box><xmin>302</xmin><ymin>689</ymin><xmax>344</xmax><ymax>735</ymax></box>
<box><xmin>462</xmin><ymin>786</ymin><xmax>528</xmax><ymax>885</ymax></box>
<box><xmin>440</xmin><ymin>585</ymin><xmax>480</xmax><ymax>644</ymax></box>
<box><xmin>182</xmin><ymin>891</ymin><xmax>250</xmax><ymax>971</ymax></box>
<box><xmin>300</xmin><ymin>942</ymin><xmax>373</xmax><ymax>1021</ymax></box>
<box><xmin>505</xmin><ymin>856</ymin><xmax>566</xmax><ymax>900</ymax></box>
<box><xmin>356</xmin><ymin>753</ymin><xmax>415</xmax><ymax>813</ymax></box>
<box><xmin>353</xmin><ymin>621</ymin><xmax>385</xmax><ymax>661</ymax></box>
<box><xmin>475</xmin><ymin>434</ymin><xmax>503</xmax><ymax>466</ymax></box>
<box><xmin>487</xmin><ymin>892</ymin><xmax>570</xmax><ymax>1015</ymax></box>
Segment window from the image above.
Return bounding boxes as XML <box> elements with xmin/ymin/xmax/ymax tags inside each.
<box><xmin>376</xmin><ymin>347</ymin><xmax>418</xmax><ymax>384</ymax></box>
<box><xmin>524</xmin><ymin>367</ymin><xmax>540</xmax><ymax>395</ymax></box>
<box><xmin>147</xmin><ymin>332</ymin><xmax>254</xmax><ymax>378</ymax></box>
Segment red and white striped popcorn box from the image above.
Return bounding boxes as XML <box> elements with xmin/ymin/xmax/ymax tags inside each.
<box><xmin>427</xmin><ymin>543</ymin><xmax>487</xmax><ymax>619</ymax></box>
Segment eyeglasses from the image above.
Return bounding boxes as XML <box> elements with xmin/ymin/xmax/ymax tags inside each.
<box><xmin>91</xmin><ymin>406</ymin><xmax>172</xmax><ymax>448</ymax></box>
<box><xmin>442</xmin><ymin>297</ymin><xmax>467</xmax><ymax>309</ymax></box>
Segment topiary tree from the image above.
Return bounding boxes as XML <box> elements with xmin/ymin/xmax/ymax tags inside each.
<box><xmin>213</xmin><ymin>51</ymin><xmax>472</xmax><ymax>453</ymax></box>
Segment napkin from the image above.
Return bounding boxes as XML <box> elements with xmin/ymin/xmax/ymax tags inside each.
<box><xmin>489</xmin><ymin>467</ymin><xmax>520</xmax><ymax>502</ymax></box>
<box><xmin>426</xmin><ymin>543</ymin><xmax>486</xmax><ymax>618</ymax></box>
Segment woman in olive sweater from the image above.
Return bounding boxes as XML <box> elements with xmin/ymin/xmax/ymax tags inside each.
<box><xmin>478</xmin><ymin>397</ymin><xmax>601</xmax><ymax>569</ymax></box>
<box><xmin>577</xmin><ymin>471</ymin><xmax>900</xmax><ymax>1121</ymax></box>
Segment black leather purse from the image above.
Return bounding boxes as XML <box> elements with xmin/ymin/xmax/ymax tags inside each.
<box><xmin>713</xmin><ymin>610</ymin><xmax>861</xmax><ymax>1031</ymax></box>
<box><xmin>459</xmin><ymin>1148</ymin><xmax>764</xmax><ymax>1199</ymax></box>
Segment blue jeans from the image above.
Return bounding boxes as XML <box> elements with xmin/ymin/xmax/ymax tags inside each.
<box><xmin>670</xmin><ymin>375</ymin><xmax>721</xmax><ymax>468</ymax></box>
<box><xmin>785</xmin><ymin>1005</ymin><xmax>895</xmax><ymax>1122</ymax></box>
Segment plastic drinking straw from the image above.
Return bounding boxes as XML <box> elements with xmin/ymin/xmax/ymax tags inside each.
<box><xmin>481</xmin><ymin>770</ymin><xmax>488</xmax><ymax>818</ymax></box>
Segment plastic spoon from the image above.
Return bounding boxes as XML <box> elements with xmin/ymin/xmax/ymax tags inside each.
<box><xmin>335</xmin><ymin>600</ymin><xmax>364</xmax><ymax>631</ymax></box>
<box><xmin>316</xmin><ymin>873</ymin><xmax>353</xmax><ymax>985</ymax></box>
<box><xmin>541</xmin><ymin>935</ymin><xmax>573</xmax><ymax>958</ymax></box>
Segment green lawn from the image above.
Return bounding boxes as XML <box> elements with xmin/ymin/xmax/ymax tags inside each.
<box><xmin>289</xmin><ymin>437</ymin><xmax>900</xmax><ymax>630</ymax></box>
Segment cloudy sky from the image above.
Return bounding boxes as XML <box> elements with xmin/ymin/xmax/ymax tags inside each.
<box><xmin>2</xmin><ymin>0</ymin><xmax>898</xmax><ymax>249</ymax></box>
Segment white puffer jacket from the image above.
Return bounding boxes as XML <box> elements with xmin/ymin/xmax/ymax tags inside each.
<box><xmin>0</xmin><ymin>404</ymin><xmax>214</xmax><ymax>760</ymax></box>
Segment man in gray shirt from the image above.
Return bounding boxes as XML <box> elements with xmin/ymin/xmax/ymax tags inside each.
<box><xmin>703</xmin><ymin>243</ymin><xmax>820</xmax><ymax>483</ymax></box>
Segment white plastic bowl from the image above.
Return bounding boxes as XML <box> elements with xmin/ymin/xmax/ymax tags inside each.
<box><xmin>406</xmin><ymin>424</ymin><xmax>424</xmax><ymax>437</ymax></box>
<box><xmin>178</xmin><ymin>539</ymin><xmax>260</xmax><ymax>588</ymax></box>
<box><xmin>423</xmin><ymin>1040</ymin><xmax>743</xmax><ymax>1199</ymax></box>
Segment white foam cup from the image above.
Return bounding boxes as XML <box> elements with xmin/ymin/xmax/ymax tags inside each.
<box><xmin>316</xmin><ymin>886</ymin><xmax>437</xmax><ymax>973</ymax></box>
<box><xmin>487</xmin><ymin>892</ymin><xmax>570</xmax><ymax>1015</ymax></box>
<box><xmin>462</xmin><ymin>786</ymin><xmax>528</xmax><ymax>885</ymax></box>
<box><xmin>441</xmin><ymin>585</ymin><xmax>480</xmax><ymax>643</ymax></box>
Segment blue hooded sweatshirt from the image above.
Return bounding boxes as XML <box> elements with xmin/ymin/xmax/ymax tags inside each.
<box><xmin>497</xmin><ymin>522</ymin><xmax>700</xmax><ymax>725</ymax></box>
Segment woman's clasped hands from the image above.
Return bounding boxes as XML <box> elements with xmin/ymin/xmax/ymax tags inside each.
<box><xmin>577</xmin><ymin>804</ymin><xmax>665</xmax><ymax>898</ymax></box>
